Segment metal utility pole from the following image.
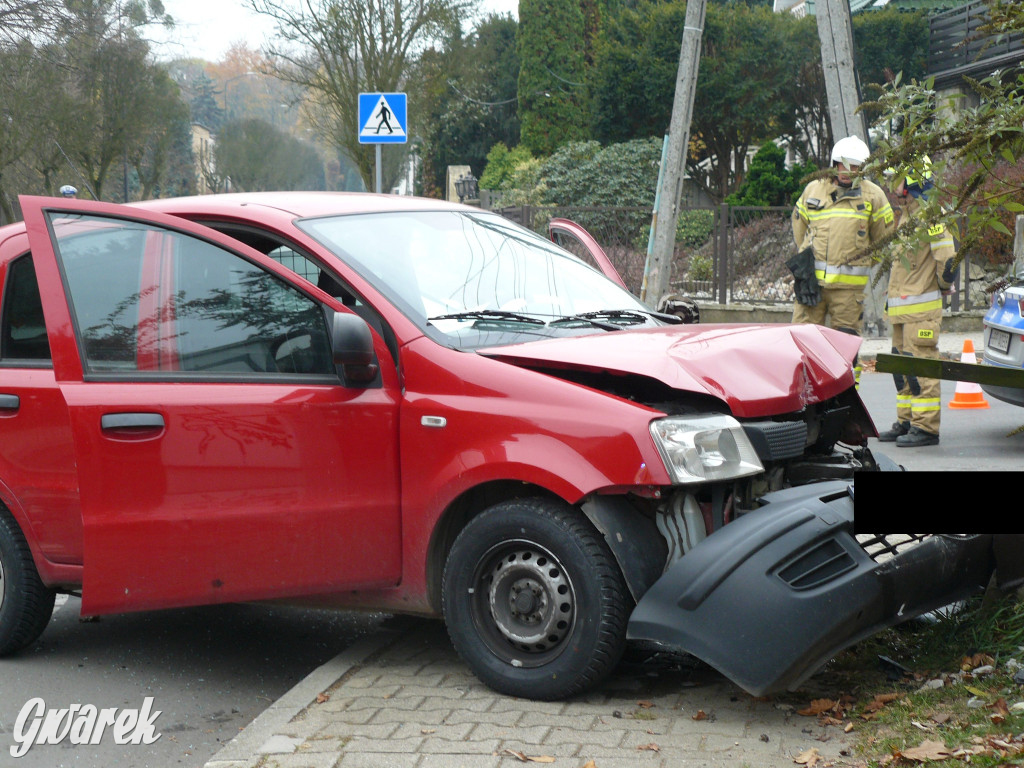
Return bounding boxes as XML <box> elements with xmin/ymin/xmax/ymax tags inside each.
<box><xmin>641</xmin><ymin>0</ymin><xmax>706</xmax><ymax>308</ymax></box>
<box><xmin>816</xmin><ymin>0</ymin><xmax>867</xmax><ymax>143</ymax></box>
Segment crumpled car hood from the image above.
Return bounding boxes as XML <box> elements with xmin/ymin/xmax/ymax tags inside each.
<box><xmin>477</xmin><ymin>323</ymin><xmax>860</xmax><ymax>418</ymax></box>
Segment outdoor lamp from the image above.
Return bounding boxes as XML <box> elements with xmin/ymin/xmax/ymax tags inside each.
<box><xmin>455</xmin><ymin>172</ymin><xmax>478</xmax><ymax>203</ymax></box>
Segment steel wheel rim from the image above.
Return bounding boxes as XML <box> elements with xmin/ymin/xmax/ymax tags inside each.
<box><xmin>469</xmin><ymin>539</ymin><xmax>577</xmax><ymax>668</ymax></box>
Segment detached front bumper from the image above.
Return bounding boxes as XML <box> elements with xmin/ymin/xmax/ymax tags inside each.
<box><xmin>627</xmin><ymin>481</ymin><xmax>1016</xmax><ymax>697</ymax></box>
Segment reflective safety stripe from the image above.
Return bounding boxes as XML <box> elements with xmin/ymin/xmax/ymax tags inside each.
<box><xmin>932</xmin><ymin>236</ymin><xmax>955</xmax><ymax>249</ymax></box>
<box><xmin>888</xmin><ymin>290</ymin><xmax>943</xmax><ymax>316</ymax></box>
<box><xmin>911</xmin><ymin>397</ymin><xmax>941</xmax><ymax>412</ymax></box>
<box><xmin>897</xmin><ymin>394</ymin><xmax>914</xmax><ymax>405</ymax></box>
<box><xmin>814</xmin><ymin>262</ymin><xmax>871</xmax><ymax>285</ymax></box>
<box><xmin>820</xmin><ymin>272</ymin><xmax>869</xmax><ymax>286</ymax></box>
<box><xmin>802</xmin><ymin>208</ymin><xmax>871</xmax><ymax>222</ymax></box>
<box><xmin>876</xmin><ymin>202</ymin><xmax>894</xmax><ymax>224</ymax></box>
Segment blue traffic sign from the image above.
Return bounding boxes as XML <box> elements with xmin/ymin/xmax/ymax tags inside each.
<box><xmin>358</xmin><ymin>93</ymin><xmax>407</xmax><ymax>144</ymax></box>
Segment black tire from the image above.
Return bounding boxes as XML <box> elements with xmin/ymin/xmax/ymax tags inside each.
<box><xmin>442</xmin><ymin>497</ymin><xmax>629</xmax><ymax>700</ymax></box>
<box><xmin>0</xmin><ymin>508</ymin><xmax>56</xmax><ymax>656</ymax></box>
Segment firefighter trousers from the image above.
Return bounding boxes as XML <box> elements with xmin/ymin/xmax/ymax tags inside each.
<box><xmin>891</xmin><ymin>319</ymin><xmax>941</xmax><ymax>435</ymax></box>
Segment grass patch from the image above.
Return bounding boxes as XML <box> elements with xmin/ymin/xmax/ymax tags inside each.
<box><xmin>806</xmin><ymin>592</ymin><xmax>1024</xmax><ymax>766</ymax></box>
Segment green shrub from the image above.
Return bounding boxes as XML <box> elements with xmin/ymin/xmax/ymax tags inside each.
<box><xmin>676</xmin><ymin>209</ymin><xmax>714</xmax><ymax>248</ymax></box>
<box><xmin>688</xmin><ymin>253</ymin><xmax>713</xmax><ymax>281</ymax></box>
<box><xmin>479</xmin><ymin>143</ymin><xmax>534</xmax><ymax>190</ymax></box>
<box><xmin>725</xmin><ymin>142</ymin><xmax>817</xmax><ymax>207</ymax></box>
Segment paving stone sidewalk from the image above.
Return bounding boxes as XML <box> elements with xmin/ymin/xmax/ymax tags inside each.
<box><xmin>205</xmin><ymin>617</ymin><xmax>857</xmax><ymax>768</ymax></box>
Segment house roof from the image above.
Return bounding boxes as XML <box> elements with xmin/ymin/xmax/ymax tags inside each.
<box><xmin>803</xmin><ymin>0</ymin><xmax>965</xmax><ymax>14</ymax></box>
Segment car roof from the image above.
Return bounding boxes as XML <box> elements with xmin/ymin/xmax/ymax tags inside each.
<box><xmin>132</xmin><ymin>191</ymin><xmax>473</xmax><ymax>221</ymax></box>
<box><xmin>0</xmin><ymin>193</ymin><xmax>483</xmax><ymax>243</ymax></box>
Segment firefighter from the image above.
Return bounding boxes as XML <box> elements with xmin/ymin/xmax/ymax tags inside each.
<box><xmin>790</xmin><ymin>136</ymin><xmax>895</xmax><ymax>386</ymax></box>
<box><xmin>877</xmin><ymin>158</ymin><xmax>958</xmax><ymax>447</ymax></box>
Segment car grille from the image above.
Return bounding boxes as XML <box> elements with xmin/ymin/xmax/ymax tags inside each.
<box><xmin>741</xmin><ymin>420</ymin><xmax>808</xmax><ymax>461</ymax></box>
<box><xmin>856</xmin><ymin>533</ymin><xmax>975</xmax><ymax>563</ymax></box>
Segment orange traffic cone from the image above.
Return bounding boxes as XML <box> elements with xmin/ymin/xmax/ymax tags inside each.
<box><xmin>948</xmin><ymin>339</ymin><xmax>990</xmax><ymax>409</ymax></box>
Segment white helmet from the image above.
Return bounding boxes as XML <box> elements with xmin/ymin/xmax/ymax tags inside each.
<box><xmin>830</xmin><ymin>136</ymin><xmax>870</xmax><ymax>168</ymax></box>
<box><xmin>59</xmin><ymin>185</ymin><xmax>77</xmax><ymax>197</ymax></box>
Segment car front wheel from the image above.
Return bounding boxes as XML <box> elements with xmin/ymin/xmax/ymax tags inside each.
<box><xmin>442</xmin><ymin>497</ymin><xmax>629</xmax><ymax>700</ymax></box>
<box><xmin>0</xmin><ymin>508</ymin><xmax>56</xmax><ymax>656</ymax></box>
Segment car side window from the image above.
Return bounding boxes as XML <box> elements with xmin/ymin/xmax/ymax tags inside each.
<box><xmin>50</xmin><ymin>213</ymin><xmax>334</xmax><ymax>377</ymax></box>
<box><xmin>1</xmin><ymin>255</ymin><xmax>51</xmax><ymax>363</ymax></box>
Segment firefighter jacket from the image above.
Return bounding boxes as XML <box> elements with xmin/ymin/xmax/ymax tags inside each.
<box><xmin>792</xmin><ymin>177</ymin><xmax>895</xmax><ymax>291</ymax></box>
<box><xmin>886</xmin><ymin>197</ymin><xmax>957</xmax><ymax>325</ymax></box>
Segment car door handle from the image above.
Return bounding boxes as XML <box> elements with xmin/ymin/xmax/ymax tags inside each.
<box><xmin>101</xmin><ymin>413</ymin><xmax>165</xmax><ymax>431</ymax></box>
<box><xmin>0</xmin><ymin>394</ymin><xmax>19</xmax><ymax>410</ymax></box>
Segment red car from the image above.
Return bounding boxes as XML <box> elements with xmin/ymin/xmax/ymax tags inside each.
<box><xmin>0</xmin><ymin>193</ymin><xmax>1012</xmax><ymax>700</ymax></box>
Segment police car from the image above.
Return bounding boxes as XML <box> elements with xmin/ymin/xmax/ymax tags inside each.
<box><xmin>982</xmin><ymin>279</ymin><xmax>1024</xmax><ymax>406</ymax></box>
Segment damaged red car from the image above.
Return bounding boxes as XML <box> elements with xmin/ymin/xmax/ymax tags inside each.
<box><xmin>0</xmin><ymin>193</ymin><xmax>1017</xmax><ymax>700</ymax></box>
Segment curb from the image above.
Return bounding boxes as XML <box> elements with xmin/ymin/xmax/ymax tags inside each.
<box><xmin>204</xmin><ymin>621</ymin><xmax>405</xmax><ymax>767</ymax></box>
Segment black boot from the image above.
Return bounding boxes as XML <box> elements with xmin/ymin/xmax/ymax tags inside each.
<box><xmin>896</xmin><ymin>426</ymin><xmax>939</xmax><ymax>447</ymax></box>
<box><xmin>877</xmin><ymin>420</ymin><xmax>910</xmax><ymax>442</ymax></box>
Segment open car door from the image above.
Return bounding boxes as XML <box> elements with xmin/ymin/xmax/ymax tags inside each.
<box><xmin>21</xmin><ymin>196</ymin><xmax>402</xmax><ymax>615</ymax></box>
<box><xmin>548</xmin><ymin>218</ymin><xmax>629</xmax><ymax>290</ymax></box>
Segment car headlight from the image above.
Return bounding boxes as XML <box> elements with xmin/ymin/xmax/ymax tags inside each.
<box><xmin>650</xmin><ymin>414</ymin><xmax>764</xmax><ymax>484</ymax></box>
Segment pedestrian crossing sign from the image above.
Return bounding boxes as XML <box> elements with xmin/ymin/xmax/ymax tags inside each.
<box><xmin>358</xmin><ymin>93</ymin><xmax>407</xmax><ymax>144</ymax></box>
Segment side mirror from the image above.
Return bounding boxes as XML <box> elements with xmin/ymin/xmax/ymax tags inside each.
<box><xmin>329</xmin><ymin>310</ymin><xmax>379</xmax><ymax>386</ymax></box>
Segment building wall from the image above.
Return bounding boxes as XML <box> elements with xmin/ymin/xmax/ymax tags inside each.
<box><xmin>191</xmin><ymin>123</ymin><xmax>214</xmax><ymax>195</ymax></box>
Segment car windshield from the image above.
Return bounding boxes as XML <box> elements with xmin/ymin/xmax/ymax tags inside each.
<box><xmin>297</xmin><ymin>210</ymin><xmax>660</xmax><ymax>348</ymax></box>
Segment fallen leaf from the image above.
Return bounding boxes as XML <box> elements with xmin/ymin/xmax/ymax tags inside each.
<box><xmin>502</xmin><ymin>750</ymin><xmax>556</xmax><ymax>764</ymax></box>
<box><xmin>911</xmin><ymin>720</ymin><xmax>932</xmax><ymax>731</ymax></box>
<box><xmin>864</xmin><ymin>693</ymin><xmax>901</xmax><ymax>713</ymax></box>
<box><xmin>583</xmin><ymin>762</ymin><xmax>596</xmax><ymax>768</ymax></box>
<box><xmin>794</xmin><ymin>747</ymin><xmax>821</xmax><ymax>766</ymax></box>
<box><xmin>315</xmin><ymin>693</ymin><xmax>330</xmax><ymax>704</ymax></box>
<box><xmin>637</xmin><ymin>743</ymin><xmax>660</xmax><ymax>752</ymax></box>
<box><xmin>900</xmin><ymin>739</ymin><xmax>951</xmax><ymax>762</ymax></box>
<box><xmin>820</xmin><ymin>716</ymin><xmax>844</xmax><ymax>727</ymax></box>
<box><xmin>931</xmin><ymin>713</ymin><xmax>951</xmax><ymax>724</ymax></box>
<box><xmin>692</xmin><ymin>710</ymin><xmax>708</xmax><ymax>721</ymax></box>
<box><xmin>799</xmin><ymin>699</ymin><xmax>839</xmax><ymax>716</ymax></box>
<box><xmin>637</xmin><ymin>700</ymin><xmax>655</xmax><ymax>709</ymax></box>
<box><xmin>965</xmin><ymin>685</ymin><xmax>989</xmax><ymax>698</ymax></box>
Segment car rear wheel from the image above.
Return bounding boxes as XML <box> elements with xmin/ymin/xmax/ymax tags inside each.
<box><xmin>0</xmin><ymin>508</ymin><xmax>56</xmax><ymax>656</ymax></box>
<box><xmin>442</xmin><ymin>497</ymin><xmax>629</xmax><ymax>700</ymax></box>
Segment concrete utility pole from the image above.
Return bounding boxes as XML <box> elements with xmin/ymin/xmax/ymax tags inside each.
<box><xmin>818</xmin><ymin>0</ymin><xmax>890</xmax><ymax>336</ymax></box>
<box><xmin>641</xmin><ymin>0</ymin><xmax>707</xmax><ymax>308</ymax></box>
<box><xmin>816</xmin><ymin>0</ymin><xmax>868</xmax><ymax>144</ymax></box>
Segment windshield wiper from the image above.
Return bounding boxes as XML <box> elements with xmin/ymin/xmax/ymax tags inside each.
<box><xmin>551</xmin><ymin>309</ymin><xmax>654</xmax><ymax>327</ymax></box>
<box><xmin>428</xmin><ymin>310</ymin><xmax>546</xmax><ymax>325</ymax></box>
<box><xmin>548</xmin><ymin>313</ymin><xmax>624</xmax><ymax>331</ymax></box>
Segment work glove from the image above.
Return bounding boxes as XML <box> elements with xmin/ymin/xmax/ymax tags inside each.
<box><xmin>786</xmin><ymin>246</ymin><xmax>821</xmax><ymax>307</ymax></box>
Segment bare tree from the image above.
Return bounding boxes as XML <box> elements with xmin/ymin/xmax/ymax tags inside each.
<box><xmin>250</xmin><ymin>0</ymin><xmax>477</xmax><ymax>192</ymax></box>
<box><xmin>0</xmin><ymin>1</ymin><xmax>71</xmax><ymax>45</ymax></box>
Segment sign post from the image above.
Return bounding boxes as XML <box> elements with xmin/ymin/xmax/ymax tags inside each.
<box><xmin>358</xmin><ymin>92</ymin><xmax>408</xmax><ymax>193</ymax></box>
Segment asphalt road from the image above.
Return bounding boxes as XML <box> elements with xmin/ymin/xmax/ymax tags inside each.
<box><xmin>856</xmin><ymin>369</ymin><xmax>1024</xmax><ymax>471</ymax></box>
<box><xmin>0</xmin><ymin>596</ymin><xmax>384</xmax><ymax>768</ymax></box>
